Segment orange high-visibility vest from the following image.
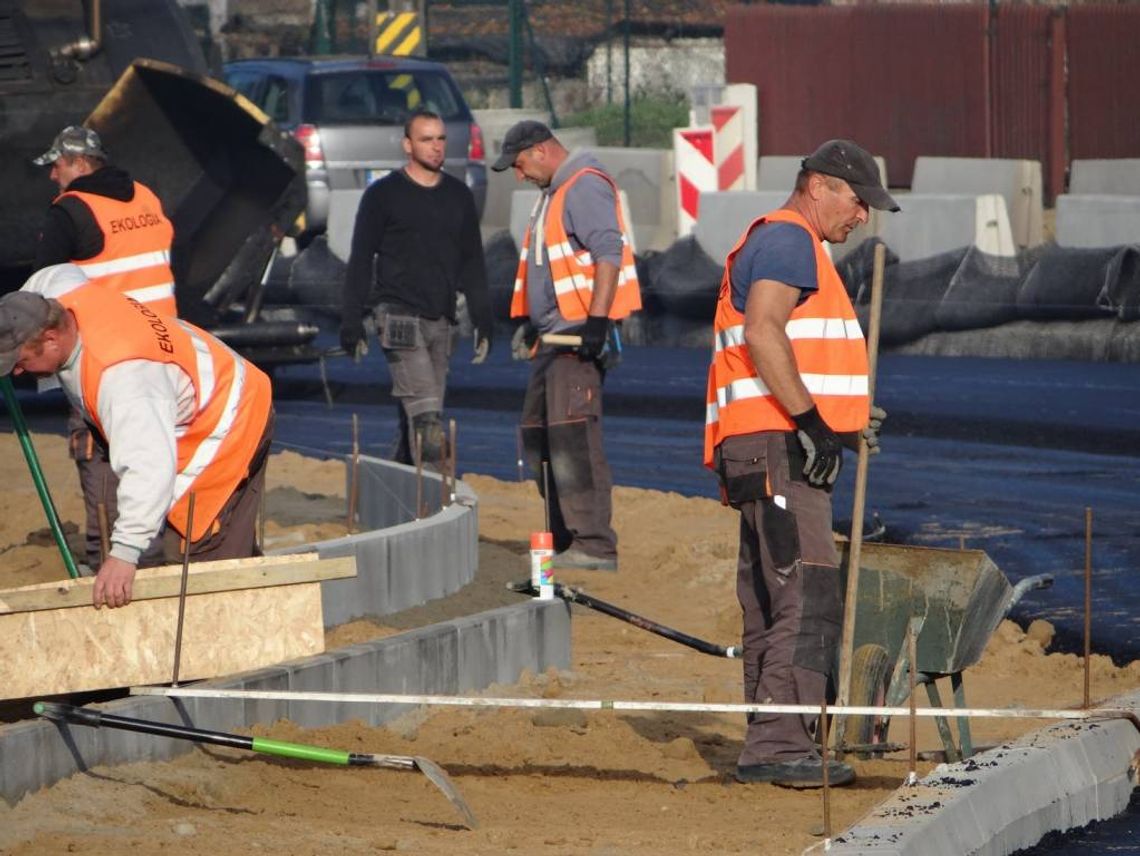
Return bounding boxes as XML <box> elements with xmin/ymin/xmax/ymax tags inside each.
<box><xmin>64</xmin><ymin>284</ymin><xmax>271</xmax><ymax>541</ymax></box>
<box><xmin>58</xmin><ymin>182</ymin><xmax>177</xmax><ymax>316</ymax></box>
<box><xmin>510</xmin><ymin>167</ymin><xmax>641</xmax><ymax>321</ymax></box>
<box><xmin>703</xmin><ymin>208</ymin><xmax>869</xmax><ymax>468</ymax></box>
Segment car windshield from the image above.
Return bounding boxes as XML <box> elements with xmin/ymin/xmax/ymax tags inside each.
<box><xmin>304</xmin><ymin>70</ymin><xmax>464</xmax><ymax>125</ymax></box>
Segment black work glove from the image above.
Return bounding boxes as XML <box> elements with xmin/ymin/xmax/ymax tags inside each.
<box><xmin>510</xmin><ymin>322</ymin><xmax>538</xmax><ymax>361</ymax></box>
<box><xmin>792</xmin><ymin>405</ymin><xmax>844</xmax><ymax>488</ymax></box>
<box><xmin>578</xmin><ymin>315</ymin><xmax>610</xmax><ymax>363</ymax></box>
<box><xmin>340</xmin><ymin>317</ymin><xmax>365</xmax><ymax>357</ymax></box>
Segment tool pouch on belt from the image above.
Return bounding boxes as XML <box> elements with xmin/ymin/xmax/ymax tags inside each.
<box><xmin>377</xmin><ymin>309</ymin><xmax>420</xmax><ymax>350</ymax></box>
<box><xmin>713</xmin><ymin>433</ymin><xmax>769</xmax><ymax>509</ymax></box>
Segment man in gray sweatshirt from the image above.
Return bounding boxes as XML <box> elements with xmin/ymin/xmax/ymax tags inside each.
<box><xmin>494</xmin><ymin>121</ymin><xmax>642</xmax><ymax>571</ymax></box>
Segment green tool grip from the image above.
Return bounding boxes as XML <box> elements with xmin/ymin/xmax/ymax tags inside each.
<box><xmin>1</xmin><ymin>377</ymin><xmax>79</xmax><ymax>579</ymax></box>
<box><xmin>251</xmin><ymin>737</ymin><xmax>351</xmax><ymax>765</ymax></box>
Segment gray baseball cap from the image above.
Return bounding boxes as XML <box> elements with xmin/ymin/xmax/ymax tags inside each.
<box><xmin>33</xmin><ymin>125</ymin><xmax>108</xmax><ymax>166</ymax></box>
<box><xmin>0</xmin><ymin>291</ymin><xmax>52</xmax><ymax>376</ymax></box>
<box><xmin>491</xmin><ymin>120</ymin><xmax>554</xmax><ymax>172</ymax></box>
<box><xmin>802</xmin><ymin>139</ymin><xmax>900</xmax><ymax>212</ymax></box>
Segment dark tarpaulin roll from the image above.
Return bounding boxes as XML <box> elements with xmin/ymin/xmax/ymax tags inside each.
<box><xmin>1096</xmin><ymin>245</ymin><xmax>1140</xmax><ymax>322</ymax></box>
<box><xmin>855</xmin><ymin>248</ymin><xmax>961</xmax><ymax>346</ymax></box>
<box><xmin>1017</xmin><ymin>245</ymin><xmax>1119</xmax><ymax>320</ymax></box>
<box><xmin>639</xmin><ymin>235</ymin><xmax>721</xmax><ymax>321</ymax></box>
<box><xmin>484</xmin><ymin>230</ymin><xmax>521</xmax><ymax>325</ymax></box>
<box><xmin>934</xmin><ymin>246</ymin><xmax>1026</xmax><ymax>332</ymax></box>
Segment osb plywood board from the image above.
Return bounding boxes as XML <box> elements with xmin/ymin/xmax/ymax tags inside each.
<box><xmin>0</xmin><ymin>554</ymin><xmax>355</xmax><ymax>614</ymax></box>
<box><xmin>0</xmin><ymin>554</ymin><xmax>356</xmax><ymax>700</ymax></box>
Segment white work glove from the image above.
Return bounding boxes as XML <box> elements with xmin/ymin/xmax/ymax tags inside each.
<box><xmin>863</xmin><ymin>404</ymin><xmax>887</xmax><ymax>455</ymax></box>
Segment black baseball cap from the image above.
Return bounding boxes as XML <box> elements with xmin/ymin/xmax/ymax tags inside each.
<box><xmin>802</xmin><ymin>139</ymin><xmax>900</xmax><ymax>212</ymax></box>
<box><xmin>491</xmin><ymin>120</ymin><xmax>554</xmax><ymax>172</ymax></box>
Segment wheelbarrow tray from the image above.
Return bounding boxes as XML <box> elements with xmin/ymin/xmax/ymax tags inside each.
<box><xmin>838</xmin><ymin>541</ymin><xmax>1013</xmax><ymax>677</ymax></box>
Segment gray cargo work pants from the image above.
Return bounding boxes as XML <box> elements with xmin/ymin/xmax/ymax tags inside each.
<box><xmin>719</xmin><ymin>430</ymin><xmax>843</xmax><ymax>765</ymax></box>
<box><xmin>519</xmin><ymin>349</ymin><xmax>617</xmax><ymax>560</ymax></box>
<box><xmin>376</xmin><ymin>306</ymin><xmax>455</xmax><ymax>465</ymax></box>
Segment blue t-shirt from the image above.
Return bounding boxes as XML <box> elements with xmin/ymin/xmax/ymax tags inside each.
<box><xmin>728</xmin><ymin>221</ymin><xmax>818</xmax><ymax>313</ymax></box>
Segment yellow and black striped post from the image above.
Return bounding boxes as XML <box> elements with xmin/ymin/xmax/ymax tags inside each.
<box><xmin>374</xmin><ymin>2</ymin><xmax>425</xmax><ymax>57</ymax></box>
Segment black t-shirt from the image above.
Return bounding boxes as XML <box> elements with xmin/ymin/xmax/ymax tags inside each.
<box><xmin>343</xmin><ymin>169</ymin><xmax>491</xmax><ymax>334</ymax></box>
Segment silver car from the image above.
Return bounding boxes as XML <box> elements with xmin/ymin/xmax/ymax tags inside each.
<box><xmin>224</xmin><ymin>56</ymin><xmax>486</xmax><ymax>240</ymax></box>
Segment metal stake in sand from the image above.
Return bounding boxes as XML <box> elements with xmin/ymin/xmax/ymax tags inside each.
<box><xmin>448</xmin><ymin>418</ymin><xmax>458</xmax><ymax>505</ymax></box>
<box><xmin>414</xmin><ymin>432</ymin><xmax>424</xmax><ymax>519</ymax></box>
<box><xmin>820</xmin><ymin>699</ymin><xmax>832</xmax><ymax>848</ymax></box>
<box><xmin>1</xmin><ymin>376</ymin><xmax>79</xmax><ymax>579</ymax></box>
<box><xmin>172</xmin><ymin>492</ymin><xmax>196</xmax><ymax>687</ymax></box>
<box><xmin>347</xmin><ymin>414</ymin><xmax>360</xmax><ymax>532</ymax></box>
<box><xmin>34</xmin><ymin>701</ymin><xmax>477</xmax><ymax>829</ymax></box>
<box><xmin>515</xmin><ymin>426</ymin><xmax>525</xmax><ymax>481</ymax></box>
<box><xmin>1084</xmin><ymin>506</ymin><xmax>1093</xmax><ymax>709</ymax></box>
<box><xmin>837</xmin><ymin>242</ymin><xmax>886</xmax><ymax>714</ymax></box>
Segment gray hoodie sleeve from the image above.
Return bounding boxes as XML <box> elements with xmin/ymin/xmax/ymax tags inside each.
<box><xmin>562</xmin><ymin>172</ymin><xmax>624</xmax><ymax>266</ymax></box>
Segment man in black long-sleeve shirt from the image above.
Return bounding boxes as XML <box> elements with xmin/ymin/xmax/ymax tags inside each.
<box><xmin>341</xmin><ymin>109</ymin><xmax>493</xmax><ymax>465</ymax></box>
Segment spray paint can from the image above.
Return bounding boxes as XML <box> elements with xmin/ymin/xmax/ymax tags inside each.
<box><xmin>529</xmin><ymin>531</ymin><xmax>554</xmax><ymax>600</ymax></box>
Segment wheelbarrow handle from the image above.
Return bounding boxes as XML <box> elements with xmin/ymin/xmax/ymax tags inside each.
<box><xmin>1007</xmin><ymin>573</ymin><xmax>1054</xmax><ymax>612</ymax></box>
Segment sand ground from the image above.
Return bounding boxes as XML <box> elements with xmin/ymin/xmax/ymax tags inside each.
<box><xmin>0</xmin><ymin>433</ymin><xmax>1136</xmax><ymax>855</ymax></box>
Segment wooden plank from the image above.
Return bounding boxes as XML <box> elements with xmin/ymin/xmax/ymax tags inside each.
<box><xmin>0</xmin><ymin>581</ymin><xmax>327</xmax><ymax>701</ymax></box>
<box><xmin>0</xmin><ymin>553</ymin><xmax>355</xmax><ymax>615</ymax></box>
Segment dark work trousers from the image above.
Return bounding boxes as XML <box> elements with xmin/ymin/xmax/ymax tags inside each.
<box><xmin>376</xmin><ymin>306</ymin><xmax>455</xmax><ymax>465</ymax></box>
<box><xmin>724</xmin><ymin>430</ymin><xmax>843</xmax><ymax>766</ymax></box>
<box><xmin>519</xmin><ymin>349</ymin><xmax>617</xmax><ymax>560</ymax></box>
<box><xmin>68</xmin><ymin>408</ymin><xmax>164</xmax><ymax>570</ymax></box>
<box><xmin>162</xmin><ymin>408</ymin><xmax>275</xmax><ymax>564</ymax></box>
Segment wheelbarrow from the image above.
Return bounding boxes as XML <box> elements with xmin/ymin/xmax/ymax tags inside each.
<box><xmin>836</xmin><ymin>541</ymin><xmax>1053</xmax><ymax>761</ymax></box>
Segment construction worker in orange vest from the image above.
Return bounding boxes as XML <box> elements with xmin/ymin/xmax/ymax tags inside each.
<box><xmin>32</xmin><ymin>125</ymin><xmax>177</xmax><ymax>573</ymax></box>
<box><xmin>494</xmin><ymin>121</ymin><xmax>641</xmax><ymax>573</ymax></box>
<box><xmin>0</xmin><ymin>275</ymin><xmax>273</xmax><ymax>609</ymax></box>
<box><xmin>704</xmin><ymin>140</ymin><xmax>896</xmax><ymax>789</ymax></box>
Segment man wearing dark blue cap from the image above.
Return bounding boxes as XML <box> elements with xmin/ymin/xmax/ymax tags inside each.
<box><xmin>705</xmin><ymin>138</ymin><xmax>897</xmax><ymax>789</ymax></box>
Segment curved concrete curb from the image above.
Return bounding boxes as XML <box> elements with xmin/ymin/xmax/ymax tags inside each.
<box><xmin>827</xmin><ymin>689</ymin><xmax>1140</xmax><ymax>855</ymax></box>
<box><xmin>274</xmin><ymin>454</ymin><xmax>480</xmax><ymax>626</ymax></box>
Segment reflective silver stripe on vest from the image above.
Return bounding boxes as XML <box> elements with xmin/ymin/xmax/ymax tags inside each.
<box><xmin>715</xmin><ymin>319</ymin><xmax>863</xmax><ymax>354</ymax></box>
<box><xmin>707</xmin><ymin>373</ymin><xmax>868</xmax><ymax>426</ymax></box>
<box><xmin>77</xmin><ymin>249</ymin><xmax>170</xmax><ymax>279</ymax></box>
<box><xmin>171</xmin><ymin>323</ymin><xmax>242</xmax><ymax>505</ymax></box>
<box><xmin>125</xmin><ymin>282</ymin><xmax>175</xmax><ymax>305</ymax></box>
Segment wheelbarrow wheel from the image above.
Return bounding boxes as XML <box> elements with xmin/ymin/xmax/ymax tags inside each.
<box><xmin>847</xmin><ymin>643</ymin><xmax>891</xmax><ymax>759</ymax></box>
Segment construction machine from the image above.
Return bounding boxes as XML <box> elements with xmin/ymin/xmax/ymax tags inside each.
<box><xmin>0</xmin><ymin>1</ymin><xmax>318</xmax><ymax>368</ymax></box>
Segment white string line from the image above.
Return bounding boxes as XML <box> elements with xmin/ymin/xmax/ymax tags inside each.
<box><xmin>131</xmin><ymin>687</ymin><xmax>1137</xmax><ymax>725</ymax></box>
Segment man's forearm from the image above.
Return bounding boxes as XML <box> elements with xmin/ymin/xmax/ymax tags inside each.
<box><xmin>588</xmin><ymin>260</ymin><xmax>620</xmax><ymax>317</ymax></box>
<box><xmin>746</xmin><ymin>322</ymin><xmax>814</xmax><ymax>417</ymax></box>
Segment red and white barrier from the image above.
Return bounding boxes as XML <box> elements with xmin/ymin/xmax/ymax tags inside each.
<box><xmin>673</xmin><ymin>126</ymin><xmax>716</xmax><ymax>237</ymax></box>
<box><xmin>712</xmin><ymin>104</ymin><xmax>745</xmax><ymax>191</ymax></box>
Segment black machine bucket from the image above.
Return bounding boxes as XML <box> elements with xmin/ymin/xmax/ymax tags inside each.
<box><xmin>85</xmin><ymin>58</ymin><xmax>306</xmax><ymax>328</ymax></box>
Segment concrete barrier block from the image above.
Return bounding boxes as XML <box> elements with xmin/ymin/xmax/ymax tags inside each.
<box><xmin>878</xmin><ymin>193</ymin><xmax>1016</xmax><ymax>262</ymax></box>
<box><xmin>590</xmin><ymin>147</ymin><xmax>677</xmax><ymax>252</ymax></box>
<box><xmin>912</xmin><ymin>156</ymin><xmax>1044</xmax><ymax>248</ymax></box>
<box><xmin>1070</xmin><ymin>158</ymin><xmax>1140</xmax><ymax>196</ymax></box>
<box><xmin>326</xmin><ymin>188</ymin><xmax>365</xmax><ymax>261</ymax></box>
<box><xmin>1055</xmin><ymin>194</ymin><xmax>1140</xmax><ymax>248</ymax></box>
<box><xmin>693</xmin><ymin>191</ymin><xmax>786</xmax><ymax>266</ymax></box>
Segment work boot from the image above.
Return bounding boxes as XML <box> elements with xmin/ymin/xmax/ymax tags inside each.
<box><xmin>736</xmin><ymin>755</ymin><xmax>855</xmax><ymax>788</ymax></box>
<box><xmin>552</xmin><ymin>548</ymin><xmax>617</xmax><ymax>572</ymax></box>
